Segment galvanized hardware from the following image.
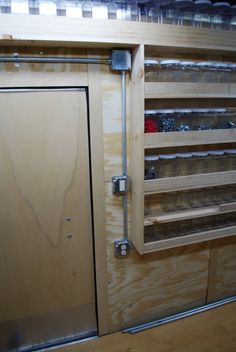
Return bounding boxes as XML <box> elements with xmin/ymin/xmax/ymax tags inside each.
<box><xmin>110</xmin><ymin>50</ymin><xmax>132</xmax><ymax>71</ymax></box>
<box><xmin>114</xmin><ymin>239</ymin><xmax>132</xmax><ymax>258</ymax></box>
<box><xmin>112</xmin><ymin>175</ymin><xmax>130</xmax><ymax>195</ymax></box>
<box><xmin>67</xmin><ymin>234</ymin><xmax>72</xmax><ymax>239</ymax></box>
<box><xmin>66</xmin><ymin>217</ymin><xmax>72</xmax><ymax>222</ymax></box>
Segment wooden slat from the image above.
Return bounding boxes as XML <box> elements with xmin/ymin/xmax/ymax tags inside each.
<box><xmin>144</xmin><ymin>226</ymin><xmax>236</xmax><ymax>253</ymax></box>
<box><xmin>144</xmin><ymin>202</ymin><xmax>236</xmax><ymax>226</ymax></box>
<box><xmin>130</xmin><ymin>45</ymin><xmax>145</xmax><ymax>254</ymax></box>
<box><xmin>1</xmin><ymin>14</ymin><xmax>236</xmax><ymax>53</ymax></box>
<box><xmin>145</xmin><ymin>82</ymin><xmax>231</xmax><ymax>99</ymax></box>
<box><xmin>144</xmin><ymin>129</ymin><xmax>236</xmax><ymax>149</ymax></box>
<box><xmin>144</xmin><ymin>171</ymin><xmax>236</xmax><ymax>195</ymax></box>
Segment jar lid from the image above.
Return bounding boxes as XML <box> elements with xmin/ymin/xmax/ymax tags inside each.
<box><xmin>196</xmin><ymin>61</ymin><xmax>213</xmax><ymax>67</ymax></box>
<box><xmin>228</xmin><ymin>63</ymin><xmax>236</xmax><ymax>68</ymax></box>
<box><xmin>175</xmin><ymin>109</ymin><xmax>192</xmax><ymax>113</ymax></box>
<box><xmin>208</xmin><ymin>150</ymin><xmax>225</xmax><ymax>156</ymax></box>
<box><xmin>212</xmin><ymin>62</ymin><xmax>229</xmax><ymax>68</ymax></box>
<box><xmin>160</xmin><ymin>59</ymin><xmax>180</xmax><ymax>65</ymax></box>
<box><xmin>172</xmin><ymin>0</ymin><xmax>193</xmax><ymax>9</ymax></box>
<box><xmin>176</xmin><ymin>152</ymin><xmax>192</xmax><ymax>158</ymax></box>
<box><xmin>153</xmin><ymin>109</ymin><xmax>175</xmax><ymax>114</ymax></box>
<box><xmin>209</xmin><ymin>108</ymin><xmax>226</xmax><ymax>113</ymax></box>
<box><xmin>194</xmin><ymin>0</ymin><xmax>212</xmax><ymax>8</ymax></box>
<box><xmin>145</xmin><ymin>110</ymin><xmax>158</xmax><ymax>115</ymax></box>
<box><xmin>192</xmin><ymin>151</ymin><xmax>208</xmax><ymax>157</ymax></box>
<box><xmin>145</xmin><ymin>155</ymin><xmax>159</xmax><ymax>161</ymax></box>
<box><xmin>159</xmin><ymin>154</ymin><xmax>176</xmax><ymax>159</ymax></box>
<box><xmin>144</xmin><ymin>59</ymin><xmax>159</xmax><ymax>65</ymax></box>
<box><xmin>179</xmin><ymin>61</ymin><xmax>195</xmax><ymax>66</ymax></box>
<box><xmin>192</xmin><ymin>108</ymin><xmax>210</xmax><ymax>113</ymax></box>
<box><xmin>224</xmin><ymin>149</ymin><xmax>236</xmax><ymax>155</ymax></box>
<box><xmin>213</xmin><ymin>2</ymin><xmax>230</xmax><ymax>8</ymax></box>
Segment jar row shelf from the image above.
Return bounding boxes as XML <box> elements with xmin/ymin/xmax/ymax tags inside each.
<box><xmin>2</xmin><ymin>1</ymin><xmax>236</xmax><ymax>32</ymax></box>
<box><xmin>145</xmin><ymin>148</ymin><xmax>236</xmax><ymax>180</ymax></box>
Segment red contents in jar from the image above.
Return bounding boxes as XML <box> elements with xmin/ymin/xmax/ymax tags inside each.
<box><xmin>145</xmin><ymin>118</ymin><xmax>158</xmax><ymax>133</ymax></box>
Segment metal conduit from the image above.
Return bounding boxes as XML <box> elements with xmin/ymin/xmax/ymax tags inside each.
<box><xmin>121</xmin><ymin>71</ymin><xmax>128</xmax><ymax>239</ymax></box>
<box><xmin>0</xmin><ymin>56</ymin><xmax>110</xmax><ymax>65</ymax></box>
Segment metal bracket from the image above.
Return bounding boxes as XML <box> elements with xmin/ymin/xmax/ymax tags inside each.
<box><xmin>110</xmin><ymin>50</ymin><xmax>132</xmax><ymax>71</ymax></box>
<box><xmin>114</xmin><ymin>239</ymin><xmax>132</xmax><ymax>258</ymax></box>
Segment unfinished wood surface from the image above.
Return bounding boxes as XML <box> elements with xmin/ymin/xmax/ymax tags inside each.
<box><xmin>144</xmin><ymin>129</ymin><xmax>236</xmax><ymax>149</ymax></box>
<box><xmin>144</xmin><ymin>226</ymin><xmax>236</xmax><ymax>253</ymax></box>
<box><xmin>87</xmin><ymin>50</ymin><xmax>109</xmax><ymax>335</ymax></box>
<box><xmin>130</xmin><ymin>45</ymin><xmax>145</xmax><ymax>254</ymax></box>
<box><xmin>44</xmin><ymin>302</ymin><xmax>236</xmax><ymax>352</ymax></box>
<box><xmin>207</xmin><ymin>236</ymin><xmax>236</xmax><ymax>303</ymax></box>
<box><xmin>1</xmin><ymin>14</ymin><xmax>236</xmax><ymax>53</ymax></box>
<box><xmin>0</xmin><ymin>90</ymin><xmax>95</xmax><ymax>321</ymax></box>
<box><xmin>0</xmin><ymin>46</ymin><xmax>88</xmax><ymax>87</ymax></box>
<box><xmin>145</xmin><ymin>82</ymin><xmax>231</xmax><ymax>99</ymax></box>
<box><xmin>144</xmin><ymin>171</ymin><xmax>236</xmax><ymax>195</ymax></box>
<box><xmin>144</xmin><ymin>202</ymin><xmax>236</xmax><ymax>226</ymax></box>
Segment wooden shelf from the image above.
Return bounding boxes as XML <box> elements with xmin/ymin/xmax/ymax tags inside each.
<box><xmin>144</xmin><ymin>129</ymin><xmax>236</xmax><ymax>149</ymax></box>
<box><xmin>144</xmin><ymin>202</ymin><xmax>236</xmax><ymax>226</ymax></box>
<box><xmin>143</xmin><ymin>225</ymin><xmax>236</xmax><ymax>253</ymax></box>
<box><xmin>144</xmin><ymin>170</ymin><xmax>236</xmax><ymax>195</ymax></box>
<box><xmin>1</xmin><ymin>14</ymin><xmax>236</xmax><ymax>52</ymax></box>
<box><xmin>144</xmin><ymin>82</ymin><xmax>234</xmax><ymax>99</ymax></box>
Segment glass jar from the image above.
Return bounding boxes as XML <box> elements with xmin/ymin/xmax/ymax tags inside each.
<box><xmin>176</xmin><ymin>152</ymin><xmax>193</xmax><ymax>176</ymax></box>
<box><xmin>213</xmin><ymin>62</ymin><xmax>230</xmax><ymax>83</ymax></box>
<box><xmin>178</xmin><ymin>10</ymin><xmax>194</xmax><ymax>27</ymax></box>
<box><xmin>144</xmin><ymin>59</ymin><xmax>159</xmax><ymax>82</ymax></box>
<box><xmin>175</xmin><ymin>109</ymin><xmax>192</xmax><ymax>131</ymax></box>
<box><xmin>82</xmin><ymin>0</ymin><xmax>92</xmax><ymax>18</ymax></box>
<box><xmin>176</xmin><ymin>190</ymin><xmax>190</xmax><ymax>210</ymax></box>
<box><xmin>207</xmin><ymin>108</ymin><xmax>226</xmax><ymax>129</ymax></box>
<box><xmin>212</xmin><ymin>2</ymin><xmax>231</xmax><ymax>30</ymax></box>
<box><xmin>158</xmin><ymin>154</ymin><xmax>177</xmax><ymax>178</ymax></box>
<box><xmin>29</xmin><ymin>0</ymin><xmax>39</xmax><ymax>14</ymax></box>
<box><xmin>145</xmin><ymin>155</ymin><xmax>159</xmax><ymax>180</ymax></box>
<box><xmin>56</xmin><ymin>0</ymin><xmax>66</xmax><ymax>16</ymax></box>
<box><xmin>39</xmin><ymin>0</ymin><xmax>57</xmax><ymax>15</ymax></box>
<box><xmin>11</xmin><ymin>0</ymin><xmax>29</xmax><ymax>14</ymax></box>
<box><xmin>192</xmin><ymin>109</ymin><xmax>210</xmax><ymax>130</ymax></box>
<box><xmin>224</xmin><ymin>149</ymin><xmax>236</xmax><ymax>171</ymax></box>
<box><xmin>229</xmin><ymin>63</ymin><xmax>236</xmax><ymax>84</ymax></box>
<box><xmin>162</xmin><ymin>192</ymin><xmax>178</xmax><ymax>212</ymax></box>
<box><xmin>158</xmin><ymin>109</ymin><xmax>176</xmax><ymax>132</ymax></box>
<box><xmin>230</xmin><ymin>5</ymin><xmax>236</xmax><ymax>31</ymax></box>
<box><xmin>190</xmin><ymin>188</ymin><xmax>203</xmax><ymax>208</ymax></box>
<box><xmin>144</xmin><ymin>110</ymin><xmax>159</xmax><ymax>133</ymax></box>
<box><xmin>192</xmin><ymin>151</ymin><xmax>209</xmax><ymax>174</ymax></box>
<box><xmin>202</xmin><ymin>188</ymin><xmax>215</xmax><ymax>206</ymax></box>
<box><xmin>107</xmin><ymin>1</ymin><xmax>116</xmax><ymax>19</ymax></box>
<box><xmin>66</xmin><ymin>0</ymin><xmax>82</xmax><ymax>18</ymax></box>
<box><xmin>158</xmin><ymin>59</ymin><xmax>181</xmax><ymax>82</ymax></box>
<box><xmin>92</xmin><ymin>1</ymin><xmax>108</xmax><ymax>19</ymax></box>
<box><xmin>178</xmin><ymin>61</ymin><xmax>195</xmax><ymax>82</ymax></box>
<box><xmin>193</xmin><ymin>0</ymin><xmax>212</xmax><ymax>28</ymax></box>
<box><xmin>196</xmin><ymin>61</ymin><xmax>215</xmax><ymax>83</ymax></box>
<box><xmin>208</xmin><ymin>150</ymin><xmax>225</xmax><ymax>173</ymax></box>
<box><xmin>129</xmin><ymin>1</ymin><xmax>140</xmax><ymax>22</ymax></box>
<box><xmin>0</xmin><ymin>0</ymin><xmax>11</xmax><ymax>13</ymax></box>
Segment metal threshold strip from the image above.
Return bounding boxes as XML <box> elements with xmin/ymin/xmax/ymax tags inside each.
<box><xmin>123</xmin><ymin>295</ymin><xmax>236</xmax><ymax>334</ymax></box>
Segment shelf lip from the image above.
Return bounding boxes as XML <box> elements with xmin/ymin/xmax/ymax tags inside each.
<box><xmin>143</xmin><ymin>225</ymin><xmax>236</xmax><ymax>253</ymax></box>
<box><xmin>1</xmin><ymin>14</ymin><xmax>236</xmax><ymax>52</ymax></box>
<box><xmin>144</xmin><ymin>170</ymin><xmax>236</xmax><ymax>195</ymax></box>
<box><xmin>144</xmin><ymin>129</ymin><xmax>236</xmax><ymax>149</ymax></box>
<box><xmin>144</xmin><ymin>202</ymin><xmax>236</xmax><ymax>226</ymax></box>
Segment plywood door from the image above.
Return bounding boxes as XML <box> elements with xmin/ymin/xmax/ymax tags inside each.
<box><xmin>0</xmin><ymin>89</ymin><xmax>96</xmax><ymax>351</ymax></box>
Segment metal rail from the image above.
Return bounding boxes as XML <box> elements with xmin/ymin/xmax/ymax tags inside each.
<box><xmin>0</xmin><ymin>55</ymin><xmax>110</xmax><ymax>65</ymax></box>
<box><xmin>123</xmin><ymin>295</ymin><xmax>236</xmax><ymax>334</ymax></box>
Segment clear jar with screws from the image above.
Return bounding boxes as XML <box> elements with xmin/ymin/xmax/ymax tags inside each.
<box><xmin>11</xmin><ymin>0</ymin><xmax>29</xmax><ymax>14</ymax></box>
<box><xmin>158</xmin><ymin>59</ymin><xmax>181</xmax><ymax>82</ymax></box>
<box><xmin>39</xmin><ymin>0</ymin><xmax>57</xmax><ymax>15</ymax></box>
<box><xmin>66</xmin><ymin>0</ymin><xmax>82</xmax><ymax>18</ymax></box>
<box><xmin>0</xmin><ymin>0</ymin><xmax>11</xmax><ymax>13</ymax></box>
<box><xmin>162</xmin><ymin>192</ymin><xmax>178</xmax><ymax>212</ymax></box>
<box><xmin>190</xmin><ymin>188</ymin><xmax>203</xmax><ymax>208</ymax></box>
<box><xmin>29</xmin><ymin>0</ymin><xmax>39</xmax><ymax>15</ymax></box>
